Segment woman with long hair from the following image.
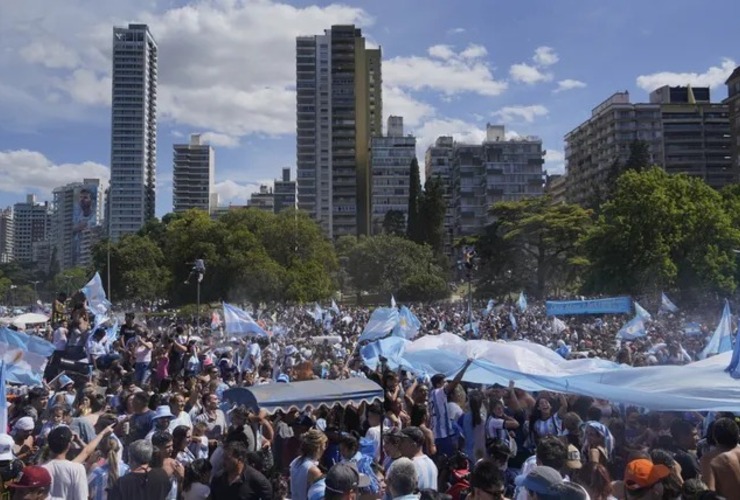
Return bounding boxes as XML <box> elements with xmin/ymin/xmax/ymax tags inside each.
<box><xmin>458</xmin><ymin>390</ymin><xmax>486</xmax><ymax>461</ymax></box>
<box><xmin>172</xmin><ymin>425</ymin><xmax>196</xmax><ymax>466</ymax></box>
<box><xmin>289</xmin><ymin>429</ymin><xmax>328</xmax><ymax>500</ymax></box>
<box><xmin>87</xmin><ymin>435</ymin><xmax>129</xmax><ymax>500</ymax></box>
<box><xmin>527</xmin><ymin>394</ymin><xmax>567</xmax><ymax>447</ymax></box>
<box><xmin>583</xmin><ymin>421</ymin><xmax>614</xmax><ymax>466</ymax></box>
<box><xmin>575</xmin><ymin>462</ymin><xmax>617</xmax><ymax>500</ymax></box>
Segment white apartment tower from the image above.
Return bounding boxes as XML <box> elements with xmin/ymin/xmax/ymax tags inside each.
<box><xmin>13</xmin><ymin>195</ymin><xmax>51</xmax><ymax>263</ymax></box>
<box><xmin>109</xmin><ymin>23</ymin><xmax>158</xmax><ymax>240</ymax></box>
<box><xmin>52</xmin><ymin>179</ymin><xmax>105</xmax><ymax>270</ymax></box>
<box><xmin>173</xmin><ymin>134</ymin><xmax>215</xmax><ymax>213</ymax></box>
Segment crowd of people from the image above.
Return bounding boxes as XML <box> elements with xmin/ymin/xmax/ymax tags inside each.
<box><xmin>0</xmin><ymin>292</ymin><xmax>738</xmax><ymax>500</ymax></box>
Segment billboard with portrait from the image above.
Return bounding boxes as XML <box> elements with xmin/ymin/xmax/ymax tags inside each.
<box><xmin>72</xmin><ymin>184</ymin><xmax>98</xmax><ymax>232</ymax></box>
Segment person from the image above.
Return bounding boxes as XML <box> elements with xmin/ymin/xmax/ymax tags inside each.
<box><xmin>429</xmin><ymin>360</ymin><xmax>473</xmax><ymax>458</ymax></box>
<box><xmin>583</xmin><ymin>421</ymin><xmax>613</xmax><ymax>466</ymax></box>
<box><xmin>468</xmin><ymin>459</ymin><xmax>506</xmax><ymax>500</ymax></box>
<box><xmin>528</xmin><ymin>395</ymin><xmax>567</xmax><ymax>447</ymax></box>
<box><xmin>193</xmin><ymin>393</ymin><xmax>227</xmax><ymax>445</ymax></box>
<box><xmin>42</xmin><ymin>426</ymin><xmax>88</xmax><ymax>500</ymax></box>
<box><xmin>184</xmin><ymin>258</ymin><xmax>205</xmax><ymax>285</ymax></box>
<box><xmin>8</xmin><ymin>465</ymin><xmax>52</xmax><ymax>500</ymax></box>
<box><xmin>458</xmin><ymin>390</ymin><xmax>487</xmax><ymax>462</ymax></box>
<box><xmin>290</xmin><ymin>429</ymin><xmax>327</xmax><ymax>500</ymax></box>
<box><xmin>398</xmin><ymin>427</ymin><xmax>438</xmax><ymax>491</ymax></box>
<box><xmin>86</xmin><ymin>328</ymin><xmax>120</xmax><ymax>371</ymax></box>
<box><xmin>182</xmin><ymin>459</ymin><xmax>212</xmax><ymax>500</ymax></box>
<box><xmin>324</xmin><ymin>462</ymin><xmax>371</xmax><ymax>500</ymax></box>
<box><xmin>108</xmin><ymin>440</ymin><xmax>170</xmax><ymax>500</ymax></box>
<box><xmin>669</xmin><ymin>419</ymin><xmax>700</xmax><ymax>481</ymax></box>
<box><xmin>707</xmin><ymin>417</ymin><xmax>740</xmax><ymax>497</ymax></box>
<box><xmin>385</xmin><ymin>457</ymin><xmax>418</xmax><ymax>500</ymax></box>
<box><xmin>146</xmin><ymin>406</ymin><xmax>175</xmax><ymax>441</ymax></box>
<box><xmin>514</xmin><ymin>436</ymin><xmax>567</xmax><ymax>500</ymax></box>
<box><xmin>209</xmin><ymin>441</ymin><xmax>272</xmax><ymax>499</ymax></box>
<box><xmin>0</xmin><ymin>434</ymin><xmax>24</xmax><ymax>498</ymax></box>
<box><xmin>622</xmin><ymin>458</ymin><xmax>671</xmax><ymax>499</ymax></box>
<box><xmin>514</xmin><ymin>466</ymin><xmax>563</xmax><ymax>500</ymax></box>
<box><xmin>87</xmin><ymin>434</ymin><xmax>128</xmax><ymax>500</ymax></box>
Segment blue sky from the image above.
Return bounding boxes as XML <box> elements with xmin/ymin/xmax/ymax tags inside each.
<box><xmin>0</xmin><ymin>0</ymin><xmax>737</xmax><ymax>216</ymax></box>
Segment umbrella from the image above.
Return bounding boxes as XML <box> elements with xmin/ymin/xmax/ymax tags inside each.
<box><xmin>12</xmin><ymin>312</ymin><xmax>50</xmax><ymax>326</ymax></box>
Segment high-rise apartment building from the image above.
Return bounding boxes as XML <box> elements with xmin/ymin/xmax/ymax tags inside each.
<box><xmin>173</xmin><ymin>134</ymin><xmax>215</xmax><ymax>213</ymax></box>
<box><xmin>726</xmin><ymin>67</ymin><xmax>740</xmax><ymax>176</ymax></box>
<box><xmin>296</xmin><ymin>25</ymin><xmax>382</xmax><ymax>239</ymax></box>
<box><xmin>109</xmin><ymin>23</ymin><xmax>158</xmax><ymax>240</ymax></box>
<box><xmin>650</xmin><ymin>85</ymin><xmax>734</xmax><ymax>187</ymax></box>
<box><xmin>274</xmin><ymin>168</ymin><xmax>297</xmax><ymax>214</ymax></box>
<box><xmin>13</xmin><ymin>195</ymin><xmax>51</xmax><ymax>263</ymax></box>
<box><xmin>0</xmin><ymin>208</ymin><xmax>13</xmax><ymax>264</ymax></box>
<box><xmin>370</xmin><ymin>116</ymin><xmax>416</xmax><ymax>233</ymax></box>
<box><xmin>52</xmin><ymin>179</ymin><xmax>105</xmax><ymax>270</ymax></box>
<box><xmin>425</xmin><ymin>136</ymin><xmax>455</xmax><ymax>255</ymax></box>
<box><xmin>564</xmin><ymin>92</ymin><xmax>663</xmax><ymax>205</ymax></box>
<box><xmin>451</xmin><ymin>125</ymin><xmax>544</xmax><ymax>237</ymax></box>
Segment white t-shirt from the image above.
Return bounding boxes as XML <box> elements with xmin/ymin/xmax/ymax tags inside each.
<box><xmin>44</xmin><ymin>459</ymin><xmax>88</xmax><ymax>500</ymax></box>
<box><xmin>183</xmin><ymin>482</ymin><xmax>210</xmax><ymax>500</ymax></box>
<box><xmin>413</xmin><ymin>454</ymin><xmax>438</xmax><ymax>491</ymax></box>
<box><xmin>52</xmin><ymin>327</ymin><xmax>68</xmax><ymax>351</ymax></box>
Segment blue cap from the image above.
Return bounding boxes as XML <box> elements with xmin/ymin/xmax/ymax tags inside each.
<box><xmin>58</xmin><ymin>375</ymin><xmax>74</xmax><ymax>387</ymax></box>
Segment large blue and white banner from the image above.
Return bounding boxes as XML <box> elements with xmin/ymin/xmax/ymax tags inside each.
<box><xmin>223</xmin><ymin>303</ymin><xmax>268</xmax><ymax>337</ymax></box>
<box><xmin>359</xmin><ymin>307</ymin><xmax>400</xmax><ymax>343</ymax></box>
<box><xmin>0</xmin><ymin>327</ymin><xmax>55</xmax><ymax>385</ymax></box>
<box><xmin>545</xmin><ymin>296</ymin><xmax>632</xmax><ymax>316</ymax></box>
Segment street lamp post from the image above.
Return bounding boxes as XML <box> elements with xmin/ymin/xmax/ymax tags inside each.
<box><xmin>28</xmin><ymin>280</ymin><xmax>41</xmax><ymax>303</ymax></box>
<box><xmin>186</xmin><ymin>258</ymin><xmax>205</xmax><ymax>334</ymax></box>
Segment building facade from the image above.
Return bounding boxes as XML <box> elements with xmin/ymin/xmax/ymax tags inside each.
<box><xmin>274</xmin><ymin>168</ymin><xmax>297</xmax><ymax>214</ymax></box>
<box><xmin>726</xmin><ymin>67</ymin><xmax>740</xmax><ymax>177</ymax></box>
<box><xmin>109</xmin><ymin>23</ymin><xmax>158</xmax><ymax>240</ymax></box>
<box><xmin>296</xmin><ymin>25</ymin><xmax>382</xmax><ymax>239</ymax></box>
<box><xmin>249</xmin><ymin>185</ymin><xmax>275</xmax><ymax>212</ymax></box>
<box><xmin>564</xmin><ymin>92</ymin><xmax>663</xmax><ymax>205</ymax></box>
<box><xmin>650</xmin><ymin>85</ymin><xmax>734</xmax><ymax>187</ymax></box>
<box><xmin>451</xmin><ymin>125</ymin><xmax>544</xmax><ymax>237</ymax></box>
<box><xmin>545</xmin><ymin>174</ymin><xmax>567</xmax><ymax>205</ymax></box>
<box><xmin>52</xmin><ymin>179</ymin><xmax>105</xmax><ymax>270</ymax></box>
<box><xmin>173</xmin><ymin>134</ymin><xmax>215</xmax><ymax>213</ymax></box>
<box><xmin>0</xmin><ymin>208</ymin><xmax>13</xmax><ymax>264</ymax></box>
<box><xmin>371</xmin><ymin>116</ymin><xmax>416</xmax><ymax>233</ymax></box>
<box><xmin>13</xmin><ymin>195</ymin><xmax>51</xmax><ymax>263</ymax></box>
<box><xmin>425</xmin><ymin>136</ymin><xmax>455</xmax><ymax>254</ymax></box>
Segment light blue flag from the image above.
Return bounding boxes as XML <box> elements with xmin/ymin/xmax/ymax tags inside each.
<box><xmin>617</xmin><ymin>316</ymin><xmax>646</xmax><ymax>340</ymax></box>
<box><xmin>509</xmin><ymin>311</ymin><xmax>518</xmax><ymax>331</ymax></box>
<box><xmin>634</xmin><ymin>301</ymin><xmax>652</xmax><ymax>321</ymax></box>
<box><xmin>683</xmin><ymin>322</ymin><xmax>703</xmax><ymax>337</ymax></box>
<box><xmin>323</xmin><ymin>312</ymin><xmax>333</xmax><ymax>332</ymax></box>
<box><xmin>0</xmin><ymin>361</ymin><xmax>7</xmax><ymax>433</ymax></box>
<box><xmin>463</xmin><ymin>321</ymin><xmax>480</xmax><ymax>337</ymax></box>
<box><xmin>330</xmin><ymin>300</ymin><xmax>340</xmax><ymax>315</ymax></box>
<box><xmin>391</xmin><ymin>295</ymin><xmax>397</xmax><ymax>309</ymax></box>
<box><xmin>726</xmin><ymin>323</ymin><xmax>740</xmax><ymax>378</ymax></box>
<box><xmin>359</xmin><ymin>307</ymin><xmax>400</xmax><ymax>342</ymax></box>
<box><xmin>312</xmin><ymin>303</ymin><xmax>324</xmax><ymax>323</ymax></box>
<box><xmin>485</xmin><ymin>299</ymin><xmax>495</xmax><ymax>317</ymax></box>
<box><xmin>517</xmin><ymin>292</ymin><xmax>528</xmax><ymax>312</ymax></box>
<box><xmin>393</xmin><ymin>306</ymin><xmax>422</xmax><ymax>339</ymax></box>
<box><xmin>81</xmin><ymin>272</ymin><xmax>112</xmax><ymax>318</ymax></box>
<box><xmin>222</xmin><ymin>303</ymin><xmax>268</xmax><ymax>337</ymax></box>
<box><xmin>0</xmin><ymin>327</ymin><xmax>55</xmax><ymax>385</ymax></box>
<box><xmin>700</xmin><ymin>300</ymin><xmax>733</xmax><ymax>359</ymax></box>
<box><xmin>660</xmin><ymin>292</ymin><xmax>678</xmax><ymax>314</ymax></box>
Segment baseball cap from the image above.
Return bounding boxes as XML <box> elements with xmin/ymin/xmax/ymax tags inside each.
<box><xmin>566</xmin><ymin>444</ymin><xmax>583</xmax><ymax>470</ymax></box>
<box><xmin>515</xmin><ymin>466</ymin><xmax>563</xmax><ymax>495</ymax></box>
<box><xmin>13</xmin><ymin>416</ymin><xmax>35</xmax><ymax>432</ymax></box>
<box><xmin>9</xmin><ymin>465</ymin><xmax>52</xmax><ymax>489</ymax></box>
<box><xmin>0</xmin><ymin>434</ymin><xmax>14</xmax><ymax>461</ymax></box>
<box><xmin>400</xmin><ymin>426</ymin><xmax>425</xmax><ymax>446</ymax></box>
<box><xmin>325</xmin><ymin>462</ymin><xmax>371</xmax><ymax>494</ymax></box>
<box><xmin>624</xmin><ymin>459</ymin><xmax>671</xmax><ymax>490</ymax></box>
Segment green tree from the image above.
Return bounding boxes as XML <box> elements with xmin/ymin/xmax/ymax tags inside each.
<box><xmin>52</xmin><ymin>267</ymin><xmax>90</xmax><ymax>297</ymax></box>
<box><xmin>382</xmin><ymin>210</ymin><xmax>406</xmax><ymax>236</ymax></box>
<box><xmin>487</xmin><ymin>196</ymin><xmax>592</xmax><ymax>298</ymax></box>
<box><xmin>406</xmin><ymin>157</ymin><xmax>422</xmax><ymax>243</ymax></box>
<box><xmin>418</xmin><ymin>176</ymin><xmax>447</xmax><ymax>254</ymax></box>
<box><xmin>344</xmin><ymin>234</ymin><xmax>449</xmax><ymax>301</ymax></box>
<box><xmin>624</xmin><ymin>140</ymin><xmax>652</xmax><ymax>172</ymax></box>
<box><xmin>583</xmin><ymin>168</ymin><xmax>740</xmax><ymax>296</ymax></box>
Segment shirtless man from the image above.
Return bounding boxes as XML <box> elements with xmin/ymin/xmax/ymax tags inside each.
<box><xmin>708</xmin><ymin>417</ymin><xmax>740</xmax><ymax>497</ymax></box>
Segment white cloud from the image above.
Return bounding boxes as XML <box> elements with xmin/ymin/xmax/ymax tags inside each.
<box><xmin>509</xmin><ymin>63</ymin><xmax>553</xmax><ymax>84</ymax></box>
<box><xmin>533</xmin><ymin>46</ymin><xmax>559</xmax><ymax>66</ymax></box>
<box><xmin>214</xmin><ymin>180</ymin><xmax>269</xmax><ymax>206</ymax></box>
<box><xmin>19</xmin><ymin>40</ymin><xmax>80</xmax><ymax>69</ymax></box>
<box><xmin>554</xmin><ymin>79</ymin><xmax>587</xmax><ymax>93</ymax></box>
<box><xmin>636</xmin><ymin>58</ymin><xmax>736</xmax><ymax>92</ymax></box>
<box><xmin>0</xmin><ymin>149</ymin><xmax>109</xmax><ymax>196</ymax></box>
<box><xmin>383</xmin><ymin>86</ymin><xmax>436</xmax><ymax>128</ymax></box>
<box><xmin>493</xmin><ymin>105</ymin><xmax>549</xmax><ymax>123</ymax></box>
<box><xmin>199</xmin><ymin>132</ymin><xmax>240</xmax><ymax>148</ymax></box>
<box><xmin>545</xmin><ymin>149</ymin><xmax>565</xmax><ymax>175</ymax></box>
<box><xmin>385</xmin><ymin>44</ymin><xmax>507</xmax><ymax>96</ymax></box>
<box><xmin>447</xmin><ymin>27</ymin><xmax>466</xmax><ymax>35</ymax></box>
<box><xmin>53</xmin><ymin>69</ymin><xmax>111</xmax><ymax>106</ymax></box>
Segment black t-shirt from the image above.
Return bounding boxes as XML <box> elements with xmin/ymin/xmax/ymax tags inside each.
<box><xmin>108</xmin><ymin>468</ymin><xmax>170</xmax><ymax>500</ymax></box>
<box><xmin>120</xmin><ymin>324</ymin><xmax>138</xmax><ymax>344</ymax></box>
<box><xmin>210</xmin><ymin>466</ymin><xmax>273</xmax><ymax>500</ymax></box>
<box><xmin>674</xmin><ymin>448</ymin><xmax>701</xmax><ymax>481</ymax></box>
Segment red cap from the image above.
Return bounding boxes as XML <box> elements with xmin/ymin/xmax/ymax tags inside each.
<box><xmin>624</xmin><ymin>459</ymin><xmax>671</xmax><ymax>490</ymax></box>
<box><xmin>10</xmin><ymin>466</ymin><xmax>52</xmax><ymax>489</ymax></box>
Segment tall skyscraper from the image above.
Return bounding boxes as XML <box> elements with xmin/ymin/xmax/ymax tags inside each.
<box><xmin>109</xmin><ymin>23</ymin><xmax>158</xmax><ymax>240</ymax></box>
<box><xmin>0</xmin><ymin>207</ymin><xmax>13</xmax><ymax>264</ymax></box>
<box><xmin>371</xmin><ymin>116</ymin><xmax>416</xmax><ymax>233</ymax></box>
<box><xmin>173</xmin><ymin>134</ymin><xmax>215</xmax><ymax>213</ymax></box>
<box><xmin>425</xmin><ymin>136</ymin><xmax>455</xmax><ymax>256</ymax></box>
<box><xmin>13</xmin><ymin>194</ymin><xmax>51</xmax><ymax>263</ymax></box>
<box><xmin>274</xmin><ymin>168</ymin><xmax>297</xmax><ymax>214</ymax></box>
<box><xmin>296</xmin><ymin>25</ymin><xmax>382</xmax><ymax>239</ymax></box>
<box><xmin>52</xmin><ymin>179</ymin><xmax>105</xmax><ymax>270</ymax></box>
